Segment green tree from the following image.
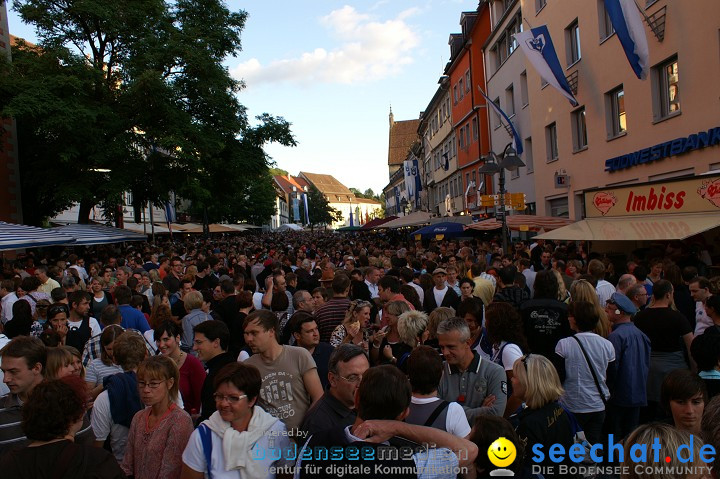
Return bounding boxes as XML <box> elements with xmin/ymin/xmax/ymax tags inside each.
<box><xmin>1</xmin><ymin>0</ymin><xmax>294</xmax><ymax>225</ymax></box>
<box><xmin>305</xmin><ymin>185</ymin><xmax>342</xmax><ymax>230</ymax></box>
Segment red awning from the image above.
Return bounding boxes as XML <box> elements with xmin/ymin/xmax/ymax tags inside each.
<box><xmin>361</xmin><ymin>216</ymin><xmax>398</xmax><ymax>230</ymax></box>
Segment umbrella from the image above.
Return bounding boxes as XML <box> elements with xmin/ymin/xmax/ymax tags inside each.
<box><xmin>0</xmin><ymin>221</ymin><xmax>76</xmax><ymax>250</ymax></box>
<box><xmin>410</xmin><ymin>222</ymin><xmax>467</xmax><ymax>240</ymax></box>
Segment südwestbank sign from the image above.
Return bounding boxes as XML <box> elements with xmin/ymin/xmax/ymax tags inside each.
<box><xmin>584</xmin><ymin>173</ymin><xmax>720</xmax><ymax>218</ymax></box>
<box><xmin>604</xmin><ymin>126</ymin><xmax>720</xmax><ymax>172</ymax></box>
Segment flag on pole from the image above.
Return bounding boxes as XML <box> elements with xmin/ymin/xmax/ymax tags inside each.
<box><xmin>478</xmin><ymin>88</ymin><xmax>523</xmax><ymax>155</ymax></box>
<box><xmin>515</xmin><ymin>26</ymin><xmax>579</xmax><ymax>106</ymax></box>
<box><xmin>604</xmin><ymin>0</ymin><xmax>649</xmax><ymax>80</ymax></box>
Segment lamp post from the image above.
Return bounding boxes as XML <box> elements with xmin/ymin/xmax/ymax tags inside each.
<box><xmin>478</xmin><ymin>143</ymin><xmax>525</xmax><ymax>254</ymax></box>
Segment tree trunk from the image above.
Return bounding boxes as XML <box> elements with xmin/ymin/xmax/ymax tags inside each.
<box><xmin>77</xmin><ymin>199</ymin><xmax>94</xmax><ymax>224</ymax></box>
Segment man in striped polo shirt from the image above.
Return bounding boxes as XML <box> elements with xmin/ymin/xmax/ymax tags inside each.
<box><xmin>315</xmin><ymin>273</ymin><xmax>351</xmax><ymax>343</ymax></box>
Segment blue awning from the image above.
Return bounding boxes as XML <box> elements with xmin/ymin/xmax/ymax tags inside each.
<box><xmin>54</xmin><ymin>224</ymin><xmax>148</xmax><ymax>245</ymax></box>
<box><xmin>0</xmin><ymin>221</ymin><xmax>76</xmax><ymax>251</ymax></box>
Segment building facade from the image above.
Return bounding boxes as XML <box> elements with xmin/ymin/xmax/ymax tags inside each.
<box><xmin>521</xmin><ymin>0</ymin><xmax>720</xmax><ymax>219</ymax></box>
<box><xmin>484</xmin><ymin>0</ymin><xmax>537</xmax><ymax>215</ymax></box>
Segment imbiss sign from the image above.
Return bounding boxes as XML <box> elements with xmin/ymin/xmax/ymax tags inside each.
<box><xmin>585</xmin><ymin>174</ymin><xmax>720</xmax><ymax>218</ymax></box>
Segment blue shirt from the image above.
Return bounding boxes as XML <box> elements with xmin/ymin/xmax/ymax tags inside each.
<box><xmin>607</xmin><ymin>322</ymin><xmax>651</xmax><ymax>407</ymax></box>
<box><xmin>118</xmin><ymin>305</ymin><xmax>151</xmax><ymax>333</ymax></box>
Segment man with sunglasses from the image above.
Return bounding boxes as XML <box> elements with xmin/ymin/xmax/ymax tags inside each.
<box><xmin>301</xmin><ymin>344</ymin><xmax>369</xmax><ymax>437</ymax></box>
<box><xmin>605</xmin><ymin>292</ymin><xmax>650</xmax><ymax>439</ymax></box>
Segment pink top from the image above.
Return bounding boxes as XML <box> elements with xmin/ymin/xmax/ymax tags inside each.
<box><xmin>121</xmin><ymin>404</ymin><xmax>193</xmax><ymax>479</ymax></box>
<box><xmin>180</xmin><ymin>352</ymin><xmax>206</xmax><ymax>414</ymax></box>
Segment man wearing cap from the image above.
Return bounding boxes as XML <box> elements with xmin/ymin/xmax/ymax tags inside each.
<box><xmin>605</xmin><ymin>292</ymin><xmax>651</xmax><ymax>440</ymax></box>
<box><xmin>423</xmin><ymin>268</ymin><xmax>459</xmax><ymax>314</ymax></box>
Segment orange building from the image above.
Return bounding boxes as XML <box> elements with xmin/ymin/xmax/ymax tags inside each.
<box><xmin>445</xmin><ymin>5</ymin><xmax>492</xmax><ymax>213</ymax></box>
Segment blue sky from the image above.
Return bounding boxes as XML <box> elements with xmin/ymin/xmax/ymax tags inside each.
<box><xmin>7</xmin><ymin>0</ymin><xmax>474</xmax><ymax>194</ymax></box>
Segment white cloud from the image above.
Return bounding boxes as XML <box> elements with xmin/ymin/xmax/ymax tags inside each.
<box><xmin>231</xmin><ymin>5</ymin><xmax>420</xmax><ymax>86</ymax></box>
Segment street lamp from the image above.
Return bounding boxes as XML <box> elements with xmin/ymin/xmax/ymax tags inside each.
<box><xmin>399</xmin><ymin>197</ymin><xmax>410</xmax><ymax>216</ymax></box>
<box><xmin>478</xmin><ymin>143</ymin><xmax>525</xmax><ymax>254</ymax></box>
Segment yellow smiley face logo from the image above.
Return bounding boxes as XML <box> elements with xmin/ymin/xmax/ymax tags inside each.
<box><xmin>487</xmin><ymin>437</ymin><xmax>517</xmax><ymax>468</ymax></box>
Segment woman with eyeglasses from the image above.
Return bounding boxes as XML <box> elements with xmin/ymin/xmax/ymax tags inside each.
<box><xmin>181</xmin><ymin>362</ymin><xmax>292</xmax><ymax>479</ymax></box>
<box><xmin>510</xmin><ymin>354</ymin><xmax>578</xmax><ymax>479</ymax></box>
<box><xmin>122</xmin><ymin>355</ymin><xmax>193</xmax><ymax>479</ymax></box>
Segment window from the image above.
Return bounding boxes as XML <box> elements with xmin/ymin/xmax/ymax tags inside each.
<box><xmin>472</xmin><ymin>117</ymin><xmax>479</xmax><ymax>141</ymax></box>
<box><xmin>606</xmin><ymin>86</ymin><xmax>626</xmax><ymax>137</ymax></box>
<box><xmin>493</xmin><ymin>97</ymin><xmax>502</xmax><ymax>129</ymax></box>
<box><xmin>653</xmin><ymin>56</ymin><xmax>680</xmax><ymax>119</ymax></box>
<box><xmin>565</xmin><ymin>20</ymin><xmax>581</xmax><ymax>66</ymax></box>
<box><xmin>508</xmin><ymin>15</ymin><xmax>521</xmax><ymax>55</ymax></box>
<box><xmin>505</xmin><ymin>85</ymin><xmax>515</xmax><ymax>116</ymax></box>
<box><xmin>466</xmin><ymin>173</ymin><xmax>470</xmax><ymax>192</ymax></box>
<box><xmin>546</xmin><ymin>122</ymin><xmax>558</xmax><ymax>162</ymax></box>
<box><xmin>524</xmin><ymin>138</ymin><xmax>534</xmax><ymax>173</ymax></box>
<box><xmin>536</xmin><ymin>0</ymin><xmax>547</xmax><ymax>13</ymax></box>
<box><xmin>453</xmin><ymin>85</ymin><xmax>458</xmax><ymax>104</ymax></box>
<box><xmin>498</xmin><ymin>34</ymin><xmax>508</xmax><ymax>64</ymax></box>
<box><xmin>465</xmin><ymin>70</ymin><xmax>471</xmax><ymax>93</ymax></box>
<box><xmin>465</xmin><ymin>124</ymin><xmax>471</xmax><ymax>146</ymax></box>
<box><xmin>459</xmin><ymin>128</ymin><xmax>465</xmax><ymax>149</ymax></box>
<box><xmin>548</xmin><ymin>197</ymin><xmax>569</xmax><ymax>218</ymax></box>
<box><xmin>520</xmin><ymin>71</ymin><xmax>529</xmax><ymax>106</ymax></box>
<box><xmin>571</xmin><ymin>106</ymin><xmax>588</xmax><ymax>151</ymax></box>
<box><xmin>458</xmin><ymin>78</ymin><xmax>464</xmax><ymax>99</ymax></box>
<box><xmin>598</xmin><ymin>0</ymin><xmax>615</xmax><ymax>40</ymax></box>
<box><xmin>472</xmin><ymin>170</ymin><xmax>477</xmax><ymax>187</ymax></box>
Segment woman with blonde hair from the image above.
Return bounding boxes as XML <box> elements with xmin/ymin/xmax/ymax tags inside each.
<box><xmin>63</xmin><ymin>345</ymin><xmax>85</xmax><ymax>379</ymax></box>
<box><xmin>423</xmin><ymin>306</ymin><xmax>455</xmax><ymax>353</ymax></box>
<box><xmin>552</xmin><ymin>269</ymin><xmax>571</xmax><ymax>304</ymax></box>
<box><xmin>122</xmin><ymin>355</ymin><xmax>193</xmax><ymax>479</ymax></box>
<box><xmin>370</xmin><ymin>300</ymin><xmax>411</xmax><ymax>366</ymax></box>
<box><xmin>511</xmin><ymin>354</ymin><xmax>576</xmax><ymax>478</ymax></box>
<box><xmin>621</xmin><ymin>423</ymin><xmax>712</xmax><ymax>479</ymax></box>
<box><xmin>389</xmin><ymin>310</ymin><xmax>429</xmax><ymax>370</ymax></box>
<box><xmin>570</xmin><ymin>278</ymin><xmax>611</xmax><ymax>338</ymax></box>
<box><xmin>329</xmin><ymin>300</ymin><xmax>372</xmax><ymax>348</ymax></box>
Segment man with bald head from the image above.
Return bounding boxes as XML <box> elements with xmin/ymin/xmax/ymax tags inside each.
<box><xmin>616</xmin><ymin>274</ymin><xmax>637</xmax><ymax>295</ymax></box>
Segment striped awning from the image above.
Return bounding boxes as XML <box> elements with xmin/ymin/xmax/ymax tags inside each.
<box><xmin>54</xmin><ymin>224</ymin><xmax>148</xmax><ymax>245</ymax></box>
<box><xmin>0</xmin><ymin>221</ymin><xmax>76</xmax><ymax>250</ymax></box>
<box><xmin>466</xmin><ymin>215</ymin><xmax>574</xmax><ymax>232</ymax></box>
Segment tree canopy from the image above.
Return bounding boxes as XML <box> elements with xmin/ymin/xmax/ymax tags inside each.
<box><xmin>0</xmin><ymin>0</ymin><xmax>295</xmax><ymax>225</ymax></box>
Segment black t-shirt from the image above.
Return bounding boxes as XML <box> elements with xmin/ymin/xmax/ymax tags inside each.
<box><xmin>634</xmin><ymin>307</ymin><xmax>692</xmax><ymax>352</ymax></box>
<box><xmin>519</xmin><ymin>298</ymin><xmax>571</xmax><ymax>358</ymax></box>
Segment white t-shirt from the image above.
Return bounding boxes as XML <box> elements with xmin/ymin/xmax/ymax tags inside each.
<box><xmin>410</xmin><ymin>396</ymin><xmax>471</xmax><ymax>438</ymax></box>
<box><xmin>492</xmin><ymin>342</ymin><xmax>524</xmax><ymax>372</ymax></box>
<box><xmin>143</xmin><ymin>330</ymin><xmax>159</xmax><ymax>353</ymax></box>
<box><xmin>595</xmin><ymin>280</ymin><xmax>616</xmax><ymax>308</ymax></box>
<box><xmin>556</xmin><ymin>332</ymin><xmax>615</xmax><ymax>413</ymax></box>
<box><xmin>69</xmin><ymin>317</ymin><xmax>102</xmax><ymax>339</ymax></box>
<box><xmin>433</xmin><ymin>286</ymin><xmax>448</xmax><ymax>308</ymax></box>
<box><xmin>91</xmin><ymin>390</ymin><xmax>129</xmax><ymax>462</ymax></box>
<box><xmin>182</xmin><ymin>418</ymin><xmax>291</xmax><ymax>479</ymax></box>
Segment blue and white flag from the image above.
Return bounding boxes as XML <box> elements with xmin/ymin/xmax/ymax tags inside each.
<box><xmin>515</xmin><ymin>26</ymin><xmax>579</xmax><ymax>106</ymax></box>
<box><xmin>478</xmin><ymin>88</ymin><xmax>523</xmax><ymax>155</ymax></box>
<box><xmin>604</xmin><ymin>0</ymin><xmax>649</xmax><ymax>80</ymax></box>
<box><xmin>403</xmin><ymin>159</ymin><xmax>422</xmax><ymax>208</ymax></box>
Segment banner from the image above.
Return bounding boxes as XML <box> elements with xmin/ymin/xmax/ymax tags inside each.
<box><xmin>604</xmin><ymin>0</ymin><xmax>649</xmax><ymax>80</ymax></box>
<box><xmin>478</xmin><ymin>88</ymin><xmax>523</xmax><ymax>155</ymax></box>
<box><xmin>515</xmin><ymin>26</ymin><xmax>579</xmax><ymax>106</ymax></box>
<box><xmin>403</xmin><ymin>159</ymin><xmax>423</xmax><ymax>209</ymax></box>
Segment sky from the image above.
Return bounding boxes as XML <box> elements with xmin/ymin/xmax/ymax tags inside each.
<box><xmin>6</xmin><ymin>0</ymin><xmax>475</xmax><ymax>194</ymax></box>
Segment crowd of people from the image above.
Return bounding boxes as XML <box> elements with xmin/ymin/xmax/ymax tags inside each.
<box><xmin>0</xmin><ymin>230</ymin><xmax>718</xmax><ymax>478</ymax></box>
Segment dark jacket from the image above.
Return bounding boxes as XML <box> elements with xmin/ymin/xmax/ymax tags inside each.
<box><xmin>493</xmin><ymin>286</ymin><xmax>530</xmax><ymax>310</ymax></box>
